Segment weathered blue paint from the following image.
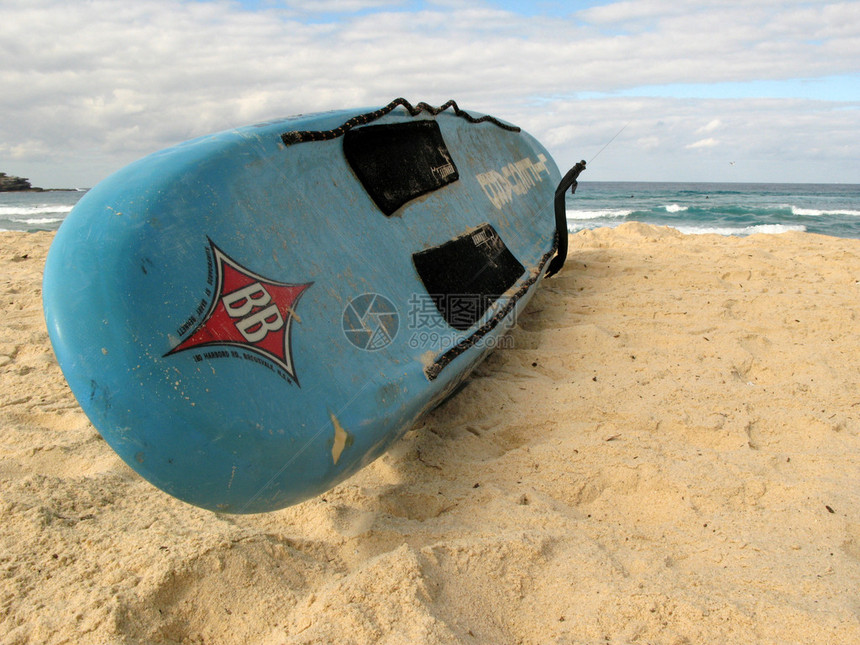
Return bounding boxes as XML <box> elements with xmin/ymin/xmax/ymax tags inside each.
<box><xmin>43</xmin><ymin>103</ymin><xmax>561</xmax><ymax>513</ymax></box>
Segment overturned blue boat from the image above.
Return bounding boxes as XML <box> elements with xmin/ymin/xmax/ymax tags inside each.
<box><xmin>43</xmin><ymin>98</ymin><xmax>584</xmax><ymax>512</ymax></box>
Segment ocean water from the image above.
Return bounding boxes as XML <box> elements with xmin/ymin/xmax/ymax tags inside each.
<box><xmin>0</xmin><ymin>191</ymin><xmax>84</xmax><ymax>232</ymax></box>
<box><xmin>2</xmin><ymin>182</ymin><xmax>859</xmax><ymax>239</ymax></box>
<box><xmin>568</xmin><ymin>182</ymin><xmax>860</xmax><ymax>239</ymax></box>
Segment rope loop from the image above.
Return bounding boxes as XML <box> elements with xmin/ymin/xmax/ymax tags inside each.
<box><xmin>281</xmin><ymin>97</ymin><xmax>520</xmax><ymax>146</ymax></box>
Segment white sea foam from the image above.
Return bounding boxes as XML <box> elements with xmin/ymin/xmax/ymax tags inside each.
<box><xmin>566</xmin><ymin>208</ymin><xmax>632</xmax><ymax>220</ymax></box>
<box><xmin>0</xmin><ymin>205</ymin><xmax>74</xmax><ymax>216</ymax></box>
<box><xmin>10</xmin><ymin>216</ymin><xmax>65</xmax><ymax>225</ymax></box>
<box><xmin>566</xmin><ymin>219</ymin><xmax>807</xmax><ymax>236</ymax></box>
<box><xmin>675</xmin><ymin>224</ymin><xmax>806</xmax><ymax>236</ymax></box>
<box><xmin>664</xmin><ymin>204</ymin><xmax>688</xmax><ymax>213</ymax></box>
<box><xmin>791</xmin><ymin>206</ymin><xmax>860</xmax><ymax>217</ymax></box>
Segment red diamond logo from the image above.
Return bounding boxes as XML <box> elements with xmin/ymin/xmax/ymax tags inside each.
<box><xmin>167</xmin><ymin>240</ymin><xmax>311</xmax><ymax>383</ymax></box>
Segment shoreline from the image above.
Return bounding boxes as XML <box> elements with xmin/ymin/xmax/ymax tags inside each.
<box><xmin>0</xmin><ymin>171</ymin><xmax>83</xmax><ymax>193</ymax></box>
<box><xmin>2</xmin><ymin>224</ymin><xmax>859</xmax><ymax>644</ymax></box>
<box><xmin>0</xmin><ymin>188</ymin><xmax>83</xmax><ymax>193</ymax></box>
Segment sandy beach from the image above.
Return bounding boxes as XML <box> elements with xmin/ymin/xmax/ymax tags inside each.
<box><xmin>2</xmin><ymin>223</ymin><xmax>859</xmax><ymax>644</ymax></box>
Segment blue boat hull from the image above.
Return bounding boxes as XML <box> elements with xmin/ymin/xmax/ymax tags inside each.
<box><xmin>43</xmin><ymin>100</ymin><xmax>562</xmax><ymax>512</ymax></box>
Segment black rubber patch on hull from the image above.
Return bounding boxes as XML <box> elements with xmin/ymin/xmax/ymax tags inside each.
<box><xmin>424</xmin><ymin>244</ymin><xmax>556</xmax><ymax>381</ymax></box>
<box><xmin>412</xmin><ymin>223</ymin><xmax>526</xmax><ymax>332</ymax></box>
<box><xmin>343</xmin><ymin>119</ymin><xmax>459</xmax><ymax>215</ymax></box>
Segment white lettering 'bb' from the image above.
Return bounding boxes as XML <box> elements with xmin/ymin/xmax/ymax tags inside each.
<box><xmin>222</xmin><ymin>282</ymin><xmax>285</xmax><ymax>342</ymax></box>
<box><xmin>236</xmin><ymin>304</ymin><xmax>284</xmax><ymax>343</ymax></box>
<box><xmin>222</xmin><ymin>283</ymin><xmax>271</xmax><ymax>317</ymax></box>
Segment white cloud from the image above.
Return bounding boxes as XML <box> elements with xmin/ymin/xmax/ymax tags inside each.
<box><xmin>521</xmin><ymin>95</ymin><xmax>859</xmax><ymax>182</ymax></box>
<box><xmin>697</xmin><ymin>119</ymin><xmax>722</xmax><ymax>133</ymax></box>
<box><xmin>1</xmin><ymin>0</ymin><xmax>858</xmax><ymax>186</ymax></box>
<box><xmin>278</xmin><ymin>0</ymin><xmax>406</xmax><ymax>12</ymax></box>
<box><xmin>687</xmin><ymin>137</ymin><xmax>720</xmax><ymax>149</ymax></box>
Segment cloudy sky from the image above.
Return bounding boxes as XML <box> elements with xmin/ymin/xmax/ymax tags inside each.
<box><xmin>2</xmin><ymin>0</ymin><xmax>858</xmax><ymax>187</ymax></box>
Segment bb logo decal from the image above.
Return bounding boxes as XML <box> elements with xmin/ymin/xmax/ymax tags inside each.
<box><xmin>167</xmin><ymin>240</ymin><xmax>312</xmax><ymax>383</ymax></box>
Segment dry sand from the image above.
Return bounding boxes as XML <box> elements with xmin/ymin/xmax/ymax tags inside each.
<box><xmin>2</xmin><ymin>223</ymin><xmax>860</xmax><ymax>644</ymax></box>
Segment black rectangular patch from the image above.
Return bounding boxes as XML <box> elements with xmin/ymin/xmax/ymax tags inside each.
<box><xmin>412</xmin><ymin>224</ymin><xmax>526</xmax><ymax>331</ymax></box>
<box><xmin>343</xmin><ymin>120</ymin><xmax>459</xmax><ymax>215</ymax></box>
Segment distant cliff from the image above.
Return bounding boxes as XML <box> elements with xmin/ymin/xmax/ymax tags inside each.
<box><xmin>0</xmin><ymin>173</ymin><xmax>42</xmax><ymax>191</ymax></box>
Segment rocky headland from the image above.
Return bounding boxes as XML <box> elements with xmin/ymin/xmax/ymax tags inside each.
<box><xmin>0</xmin><ymin>173</ymin><xmax>42</xmax><ymax>191</ymax></box>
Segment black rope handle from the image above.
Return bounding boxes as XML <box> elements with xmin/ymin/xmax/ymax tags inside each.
<box><xmin>545</xmin><ymin>160</ymin><xmax>586</xmax><ymax>278</ymax></box>
<box><xmin>280</xmin><ymin>97</ymin><xmax>520</xmax><ymax>146</ymax></box>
